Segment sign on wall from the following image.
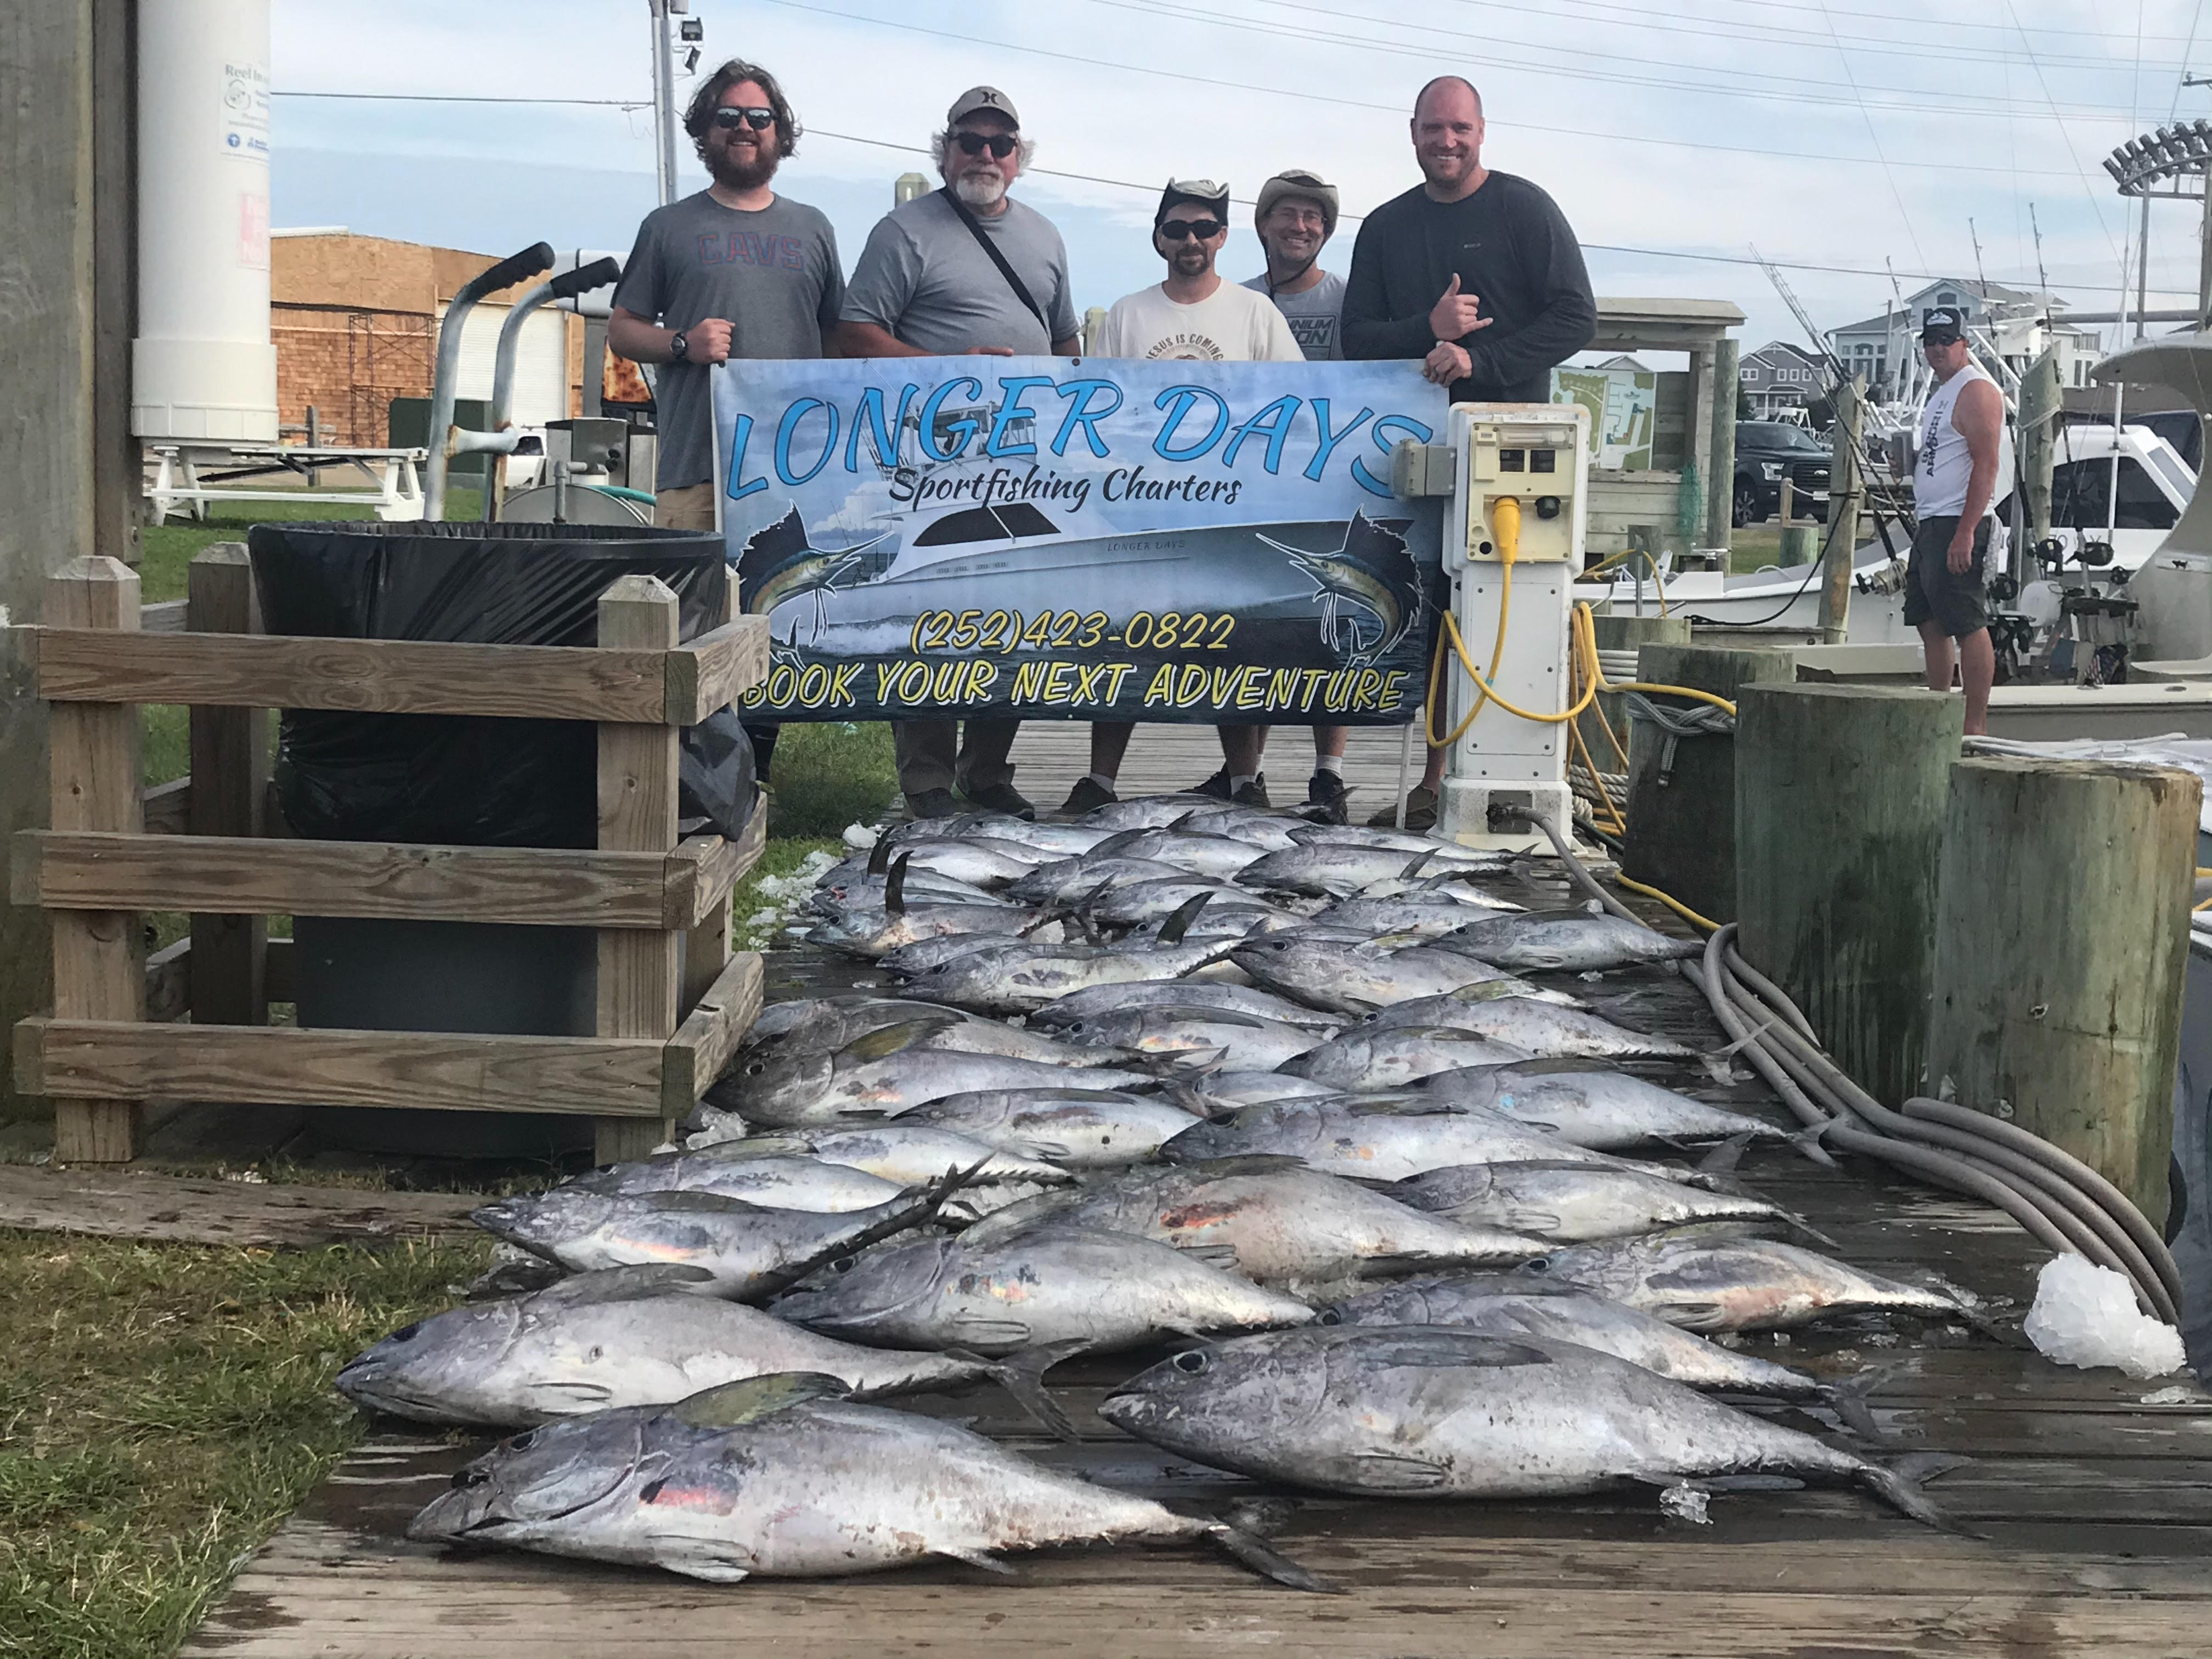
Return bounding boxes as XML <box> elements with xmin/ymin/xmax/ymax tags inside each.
<box><xmin>711</xmin><ymin>357</ymin><xmax>1448</xmax><ymax>724</ymax></box>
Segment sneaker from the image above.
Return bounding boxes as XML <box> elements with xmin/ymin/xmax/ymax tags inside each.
<box><xmin>1305</xmin><ymin>769</ymin><xmax>1349</xmax><ymax>825</ymax></box>
<box><xmin>906</xmin><ymin>788</ymin><xmax>962</xmax><ymax>820</ymax></box>
<box><xmin>1366</xmin><ymin>785</ymin><xmax>1437</xmax><ymax>832</ymax></box>
<box><xmin>1058</xmin><ymin>776</ymin><xmax>1118</xmax><ymax>815</ymax></box>
<box><xmin>960</xmin><ymin>780</ymin><xmax>1036</xmax><ymax>821</ymax></box>
<box><xmin>1188</xmin><ymin>768</ymin><xmax>1236</xmax><ymax>800</ymax></box>
<box><xmin>1232</xmin><ymin>774</ymin><xmax>1271</xmax><ymax>808</ymax></box>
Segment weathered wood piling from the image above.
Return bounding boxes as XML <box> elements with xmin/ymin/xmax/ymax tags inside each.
<box><xmin>1926</xmin><ymin>757</ymin><xmax>2196</xmax><ymax>1222</ymax></box>
<box><xmin>1735</xmin><ymin>683</ymin><xmax>1961</xmax><ymax>1105</ymax></box>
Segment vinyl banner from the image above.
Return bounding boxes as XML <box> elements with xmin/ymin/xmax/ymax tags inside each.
<box><xmin>711</xmin><ymin>356</ymin><xmax>1449</xmax><ymax>724</ymax></box>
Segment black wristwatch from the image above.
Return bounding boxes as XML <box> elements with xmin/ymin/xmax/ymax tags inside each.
<box><xmin>668</xmin><ymin>331</ymin><xmax>690</xmax><ymax>364</ymax></box>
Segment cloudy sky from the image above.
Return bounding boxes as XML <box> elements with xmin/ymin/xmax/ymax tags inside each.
<box><xmin>272</xmin><ymin>0</ymin><xmax>2210</xmax><ymax>365</ymax></box>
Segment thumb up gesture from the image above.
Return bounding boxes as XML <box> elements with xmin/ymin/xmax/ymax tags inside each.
<box><xmin>1428</xmin><ymin>274</ymin><xmax>1490</xmax><ymax>341</ymax></box>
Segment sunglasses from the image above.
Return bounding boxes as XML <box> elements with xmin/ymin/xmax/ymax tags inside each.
<box><xmin>953</xmin><ymin>131</ymin><xmax>1019</xmax><ymax>158</ymax></box>
<box><xmin>1159</xmin><ymin>218</ymin><xmax>1224</xmax><ymax>240</ymax></box>
<box><xmin>712</xmin><ymin>106</ymin><xmax>775</xmax><ymax>132</ymax></box>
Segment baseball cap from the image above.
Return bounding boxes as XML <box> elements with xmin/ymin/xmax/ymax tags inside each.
<box><xmin>1157</xmin><ymin>178</ymin><xmax>1231</xmax><ymax>227</ymax></box>
<box><xmin>947</xmin><ymin>86</ymin><xmax>1019</xmax><ymax>128</ymax></box>
<box><xmin>1254</xmin><ymin>170</ymin><xmax>1339</xmax><ymax>239</ymax></box>
<box><xmin>1921</xmin><ymin>306</ymin><xmax>1966</xmax><ymax>343</ymax></box>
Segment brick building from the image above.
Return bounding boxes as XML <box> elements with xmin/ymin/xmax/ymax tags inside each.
<box><xmin>271</xmin><ymin>230</ymin><xmax>585</xmax><ymax>446</ymax></box>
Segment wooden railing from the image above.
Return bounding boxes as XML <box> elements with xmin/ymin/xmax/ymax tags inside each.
<box><xmin>11</xmin><ymin>545</ymin><xmax>770</xmax><ymax>1164</ymax></box>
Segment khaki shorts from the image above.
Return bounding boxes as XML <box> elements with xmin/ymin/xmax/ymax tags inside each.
<box><xmin>653</xmin><ymin>481</ymin><xmax>716</xmax><ymax>532</ymax></box>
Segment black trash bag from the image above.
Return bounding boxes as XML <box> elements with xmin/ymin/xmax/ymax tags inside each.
<box><xmin>680</xmin><ymin>708</ymin><xmax>759</xmax><ymax>842</ymax></box>
<box><xmin>249</xmin><ymin>521</ymin><xmax>757</xmax><ymax>848</ymax></box>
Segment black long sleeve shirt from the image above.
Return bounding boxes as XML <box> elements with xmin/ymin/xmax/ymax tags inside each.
<box><xmin>1342</xmin><ymin>172</ymin><xmax>1598</xmax><ymax>404</ymax></box>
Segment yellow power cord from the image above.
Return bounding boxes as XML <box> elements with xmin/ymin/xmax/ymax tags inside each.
<box><xmin>1420</xmin><ymin>501</ymin><xmax>1738</xmax><ymax>932</ymax></box>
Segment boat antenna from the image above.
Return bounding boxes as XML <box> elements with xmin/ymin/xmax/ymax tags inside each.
<box><xmin>2028</xmin><ymin>204</ymin><xmax>2050</xmax><ymax>299</ymax></box>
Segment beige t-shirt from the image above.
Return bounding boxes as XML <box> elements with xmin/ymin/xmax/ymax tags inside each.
<box><xmin>1097</xmin><ymin>279</ymin><xmax>1305</xmax><ymax>362</ymax></box>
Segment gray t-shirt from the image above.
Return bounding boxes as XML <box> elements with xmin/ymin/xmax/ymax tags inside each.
<box><xmin>612</xmin><ymin>190</ymin><xmax>844</xmax><ymax>490</ymax></box>
<box><xmin>1242</xmin><ymin>269</ymin><xmax>1345</xmax><ymax>361</ymax></box>
<box><xmin>841</xmin><ymin>190</ymin><xmax>1077</xmax><ymax>356</ymax></box>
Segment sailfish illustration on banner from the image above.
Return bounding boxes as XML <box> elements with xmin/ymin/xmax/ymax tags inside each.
<box><xmin>1256</xmin><ymin>509</ymin><xmax>1424</xmax><ymax>665</ymax></box>
<box><xmin>737</xmin><ymin>506</ymin><xmax>898</xmax><ymax>640</ymax></box>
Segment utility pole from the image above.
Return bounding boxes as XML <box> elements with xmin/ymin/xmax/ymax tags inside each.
<box><xmin>648</xmin><ymin>0</ymin><xmax>691</xmax><ymax>208</ymax></box>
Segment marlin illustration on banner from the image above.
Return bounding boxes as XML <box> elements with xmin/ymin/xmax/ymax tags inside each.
<box><xmin>737</xmin><ymin>506</ymin><xmax>898</xmax><ymax>638</ymax></box>
<box><xmin>1256</xmin><ymin>509</ymin><xmax>1425</xmax><ymax>665</ymax></box>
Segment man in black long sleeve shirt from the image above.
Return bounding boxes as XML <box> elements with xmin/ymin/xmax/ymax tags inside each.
<box><xmin>1343</xmin><ymin>77</ymin><xmax>1596</xmax><ymax>403</ymax></box>
<box><xmin>1344</xmin><ymin>76</ymin><xmax>1596</xmax><ymax>827</ymax></box>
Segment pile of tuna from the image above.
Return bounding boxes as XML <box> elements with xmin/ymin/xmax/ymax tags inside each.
<box><xmin>342</xmin><ymin>794</ymin><xmax>1985</xmax><ymax>1589</ymax></box>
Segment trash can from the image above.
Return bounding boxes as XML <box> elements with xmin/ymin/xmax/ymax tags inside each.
<box><xmin>249</xmin><ymin>521</ymin><xmax>756</xmax><ymax>1158</ymax></box>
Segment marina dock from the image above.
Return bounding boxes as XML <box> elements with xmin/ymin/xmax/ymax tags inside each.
<box><xmin>176</xmin><ymin>865</ymin><xmax>2212</xmax><ymax>1659</ymax></box>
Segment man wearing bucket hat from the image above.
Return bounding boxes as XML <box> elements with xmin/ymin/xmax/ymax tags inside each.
<box><xmin>841</xmin><ymin>86</ymin><xmax>1081</xmax><ymax>821</ymax></box>
<box><xmin>1910</xmin><ymin>306</ymin><xmax>2008</xmax><ymax>736</ymax></box>
<box><xmin>1060</xmin><ymin>181</ymin><xmax>1303</xmax><ymax>815</ymax></box>
<box><xmin>1242</xmin><ymin>168</ymin><xmax>1353</xmax><ymax>820</ymax></box>
<box><xmin>1244</xmin><ymin>169</ymin><xmax>1345</xmax><ymax>362</ymax></box>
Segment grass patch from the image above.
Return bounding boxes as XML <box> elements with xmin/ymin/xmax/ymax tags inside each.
<box><xmin>0</xmin><ymin>1230</ymin><xmax>491</xmax><ymax>1659</ymax></box>
<box><xmin>138</xmin><ymin>490</ymin><xmax>483</xmax><ymax>605</ymax></box>
<box><xmin>763</xmin><ymin>721</ymin><xmax>898</xmax><ymax>839</ymax></box>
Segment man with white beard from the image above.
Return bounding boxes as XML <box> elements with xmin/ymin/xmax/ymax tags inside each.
<box><xmin>842</xmin><ymin>87</ymin><xmax>1080</xmax><ymax>821</ymax></box>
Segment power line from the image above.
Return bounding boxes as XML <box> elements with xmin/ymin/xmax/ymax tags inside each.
<box><xmin>1810</xmin><ymin>0</ymin><xmax>1926</xmax><ymax>270</ymax></box>
<box><xmin>1090</xmin><ymin>0</ymin><xmax>2166</xmax><ymax>123</ymax></box>
<box><xmin>795</xmin><ymin>128</ymin><xmax>2196</xmax><ymax>297</ymax></box>
<box><xmin>1565</xmin><ymin>0</ymin><xmax>2197</xmax><ymax>46</ymax></box>
<box><xmin>264</xmin><ymin>88</ymin><xmax>2198</xmax><ymax>299</ymax></box>
<box><xmin>761</xmin><ymin>0</ymin><xmax>2137</xmax><ymax>180</ymax></box>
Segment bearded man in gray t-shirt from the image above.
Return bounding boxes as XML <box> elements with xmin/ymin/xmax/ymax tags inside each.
<box><xmin>611</xmin><ymin>59</ymin><xmax>844</xmax><ymax>523</ymax></box>
<box><xmin>610</xmin><ymin>59</ymin><xmax>844</xmax><ymax>784</ymax></box>
<box><xmin>838</xmin><ymin>86</ymin><xmax>1079</xmax><ymax>822</ymax></box>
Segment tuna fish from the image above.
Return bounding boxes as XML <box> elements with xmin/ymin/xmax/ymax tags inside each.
<box><xmin>736</xmin><ymin>1024</ymin><xmax>1166</xmax><ymax>1128</ymax></box>
<box><xmin>1060</xmin><ymin>1006</ymin><xmax>1325</xmax><ymax>1072</ymax></box>
<box><xmin>570</xmin><ymin>1152</ymin><xmax>910</xmax><ymax>1213</ymax></box>
<box><xmin>1363</xmin><ymin>985</ymin><xmax>1695</xmax><ymax>1060</ymax></box>
<box><xmin>335</xmin><ymin>1265</ymin><xmax>1073</xmax><ymax>1434</ymax></box>
<box><xmin>1161</xmin><ymin>1098</ymin><xmax>1658</xmax><ymax>1183</ymax></box>
<box><xmin>1097</xmin><ymin>1326</ymin><xmax>1960</xmax><ymax>1528</ymax></box>
<box><xmin>893</xmin><ymin>1088</ymin><xmax>1201</xmax><ymax>1169</ymax></box>
<box><xmin>1434</xmin><ymin>909</ymin><xmax>1703</xmax><ymax>973</ymax></box>
<box><xmin>1385</xmin><ymin>1161</ymin><xmax>1813</xmax><ymax>1244</ymax></box>
<box><xmin>468</xmin><ymin>1171</ymin><xmax>969</xmax><ymax>1299</ymax></box>
<box><xmin>775</xmin><ymin>1225</ymin><xmax>1313</xmax><ymax>1355</ymax></box>
<box><xmin>965</xmin><ymin>1158</ymin><xmax>1548</xmax><ymax>1285</ymax></box>
<box><xmin>1231</xmin><ymin>937</ymin><xmax>1570</xmax><ymax>1015</ymax></box>
<box><xmin>1028</xmin><ymin>980</ymin><xmax>1341</xmax><ymax>1032</ymax></box>
<box><xmin>1278</xmin><ymin>1026</ymin><xmax>1532</xmax><ymax>1091</ymax></box>
<box><xmin>1005</xmin><ymin>856</ymin><xmax>1194</xmax><ymax>906</ymax></box>
<box><xmin>1520</xmin><ymin>1235</ymin><xmax>1976</xmax><ymax>1332</ymax></box>
<box><xmin>407</xmin><ymin>1376</ymin><xmax>1329</xmax><ymax>1587</ymax></box>
<box><xmin>1423</xmin><ymin>1060</ymin><xmax>1795</xmax><ymax>1149</ymax></box>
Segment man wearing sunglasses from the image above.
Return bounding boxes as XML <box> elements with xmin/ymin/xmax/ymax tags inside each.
<box><xmin>840</xmin><ymin>86</ymin><xmax>1080</xmax><ymax>822</ymax></box>
<box><xmin>1062</xmin><ymin>182</ymin><xmax>1301</xmax><ymax>814</ymax></box>
<box><xmin>1344</xmin><ymin>76</ymin><xmax>1596</xmax><ymax>830</ymax></box>
<box><xmin>609</xmin><ymin>60</ymin><xmax>844</xmax><ymax>783</ymax></box>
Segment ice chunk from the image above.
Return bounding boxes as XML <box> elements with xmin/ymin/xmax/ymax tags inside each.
<box><xmin>2140</xmin><ymin>1385</ymin><xmax>2205</xmax><ymax>1406</ymax></box>
<box><xmin>843</xmin><ymin>823</ymin><xmax>881</xmax><ymax>851</ymax></box>
<box><xmin>2022</xmin><ymin>1253</ymin><xmax>2186</xmax><ymax>1380</ymax></box>
<box><xmin>1658</xmin><ymin>1483</ymin><xmax>1711</xmax><ymax>1525</ymax></box>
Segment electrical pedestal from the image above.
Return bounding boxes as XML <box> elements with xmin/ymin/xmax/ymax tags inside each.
<box><xmin>1434</xmin><ymin>402</ymin><xmax>1590</xmax><ymax>852</ymax></box>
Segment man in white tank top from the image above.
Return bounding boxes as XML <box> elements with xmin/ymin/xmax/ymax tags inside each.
<box><xmin>1909</xmin><ymin>307</ymin><xmax>2009</xmax><ymax>735</ymax></box>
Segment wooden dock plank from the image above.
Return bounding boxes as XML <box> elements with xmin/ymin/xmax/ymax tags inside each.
<box><xmin>169</xmin><ymin>853</ymin><xmax>2212</xmax><ymax>1657</ymax></box>
<box><xmin>0</xmin><ymin>1164</ymin><xmax>478</xmax><ymax>1247</ymax></box>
